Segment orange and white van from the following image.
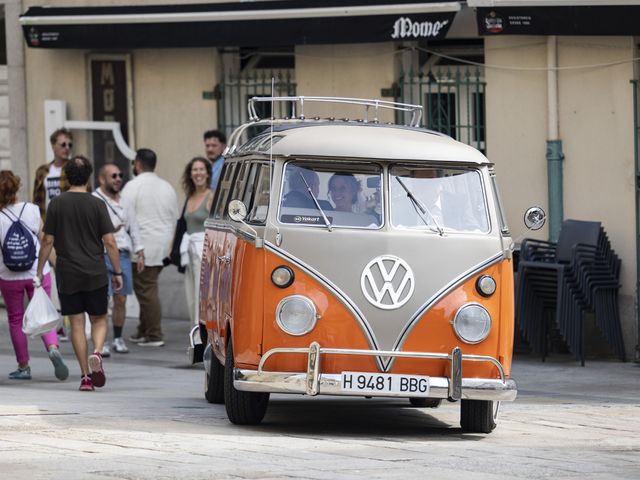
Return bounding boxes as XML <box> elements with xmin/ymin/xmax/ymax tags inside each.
<box><xmin>196</xmin><ymin>96</ymin><xmax>523</xmax><ymax>433</ymax></box>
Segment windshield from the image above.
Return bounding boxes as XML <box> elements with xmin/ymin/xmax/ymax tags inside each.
<box><xmin>278</xmin><ymin>162</ymin><xmax>383</xmax><ymax>229</ymax></box>
<box><xmin>390</xmin><ymin>166</ymin><xmax>489</xmax><ymax>233</ymax></box>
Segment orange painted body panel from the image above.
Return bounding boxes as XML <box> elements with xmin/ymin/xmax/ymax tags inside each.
<box><xmin>261</xmin><ymin>252</ymin><xmax>379</xmax><ymax>373</ymax></box>
<box><xmin>259</xmin><ymin>250</ymin><xmax>513</xmax><ymax>378</ymax></box>
<box><xmin>201</xmin><ymin>229</ymin><xmax>264</xmax><ymax>369</ymax></box>
<box><xmin>230</xmin><ymin>239</ymin><xmax>265</xmax><ymax>368</ymax></box>
<box><xmin>395</xmin><ymin>260</ymin><xmax>514</xmax><ymax>379</ymax></box>
<box><xmin>201</xmin><ymin>229</ymin><xmax>224</xmax><ymax>332</ymax></box>
<box><xmin>203</xmin><ymin>228</ymin><xmax>514</xmax><ymax>380</ymax></box>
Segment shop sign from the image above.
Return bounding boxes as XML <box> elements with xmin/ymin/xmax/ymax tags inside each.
<box><xmin>90</xmin><ymin>56</ymin><xmax>133</xmax><ymax>187</ymax></box>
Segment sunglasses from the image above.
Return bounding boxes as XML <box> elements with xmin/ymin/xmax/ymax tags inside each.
<box><xmin>58</xmin><ymin>142</ymin><xmax>73</xmax><ymax>148</ymax></box>
<box><xmin>111</xmin><ymin>172</ymin><xmax>124</xmax><ymax>179</ymax></box>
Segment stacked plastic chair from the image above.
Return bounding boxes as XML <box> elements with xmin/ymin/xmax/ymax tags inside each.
<box><xmin>515</xmin><ymin>219</ymin><xmax>624</xmax><ymax>365</ymax></box>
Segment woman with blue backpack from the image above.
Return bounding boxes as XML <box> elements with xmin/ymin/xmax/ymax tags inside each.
<box><xmin>0</xmin><ymin>170</ymin><xmax>68</xmax><ymax>381</ymax></box>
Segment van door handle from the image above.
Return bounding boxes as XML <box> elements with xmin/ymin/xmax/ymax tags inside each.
<box><xmin>217</xmin><ymin>255</ymin><xmax>231</xmax><ymax>264</ymax></box>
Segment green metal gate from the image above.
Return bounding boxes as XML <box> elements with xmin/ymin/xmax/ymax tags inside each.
<box><xmin>396</xmin><ymin>66</ymin><xmax>486</xmax><ymax>152</ymax></box>
<box><xmin>215</xmin><ymin>69</ymin><xmax>296</xmax><ymax>135</ymax></box>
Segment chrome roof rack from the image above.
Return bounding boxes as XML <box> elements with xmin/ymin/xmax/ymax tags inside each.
<box><xmin>248</xmin><ymin>96</ymin><xmax>423</xmax><ymax>127</ymax></box>
<box><xmin>226</xmin><ymin>96</ymin><xmax>423</xmax><ymax>155</ymax></box>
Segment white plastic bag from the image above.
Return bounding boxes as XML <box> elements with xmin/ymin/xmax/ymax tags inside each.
<box><xmin>85</xmin><ymin>312</ymin><xmax>91</xmax><ymax>338</ymax></box>
<box><xmin>22</xmin><ymin>286</ymin><xmax>61</xmax><ymax>337</ymax></box>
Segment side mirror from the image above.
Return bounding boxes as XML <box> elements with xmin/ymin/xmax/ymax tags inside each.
<box><xmin>228</xmin><ymin>200</ymin><xmax>248</xmax><ymax>222</ymax></box>
<box><xmin>523</xmin><ymin>206</ymin><xmax>546</xmax><ymax>231</ymax></box>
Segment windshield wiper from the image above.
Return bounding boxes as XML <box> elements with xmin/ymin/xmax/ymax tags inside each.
<box><xmin>395</xmin><ymin>177</ymin><xmax>444</xmax><ymax>236</ymax></box>
<box><xmin>299</xmin><ymin>172</ymin><xmax>333</xmax><ymax>232</ymax></box>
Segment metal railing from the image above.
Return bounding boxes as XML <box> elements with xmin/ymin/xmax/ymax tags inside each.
<box><xmin>396</xmin><ymin>66</ymin><xmax>486</xmax><ymax>152</ymax></box>
<box><xmin>216</xmin><ymin>69</ymin><xmax>296</xmax><ymax>135</ymax></box>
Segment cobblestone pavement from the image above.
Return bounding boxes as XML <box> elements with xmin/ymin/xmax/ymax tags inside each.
<box><xmin>0</xmin><ymin>311</ymin><xmax>639</xmax><ymax>479</ymax></box>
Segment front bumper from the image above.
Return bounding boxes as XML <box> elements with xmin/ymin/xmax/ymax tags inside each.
<box><xmin>187</xmin><ymin>325</ymin><xmax>204</xmax><ymax>365</ymax></box>
<box><xmin>234</xmin><ymin>342</ymin><xmax>517</xmax><ymax>402</ymax></box>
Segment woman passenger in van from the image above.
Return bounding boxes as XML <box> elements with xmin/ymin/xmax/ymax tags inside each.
<box><xmin>328</xmin><ymin>173</ymin><xmax>360</xmax><ymax>213</ymax></box>
<box><xmin>180</xmin><ymin>157</ymin><xmax>214</xmax><ymax>325</ymax></box>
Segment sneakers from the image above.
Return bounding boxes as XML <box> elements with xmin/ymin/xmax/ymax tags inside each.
<box><xmin>88</xmin><ymin>352</ymin><xmax>106</xmax><ymax>388</ymax></box>
<box><xmin>128</xmin><ymin>334</ymin><xmax>146</xmax><ymax>343</ymax></box>
<box><xmin>101</xmin><ymin>344</ymin><xmax>111</xmax><ymax>358</ymax></box>
<box><xmin>8</xmin><ymin>366</ymin><xmax>31</xmax><ymax>380</ymax></box>
<box><xmin>79</xmin><ymin>375</ymin><xmax>94</xmax><ymax>391</ymax></box>
<box><xmin>138</xmin><ymin>339</ymin><xmax>165</xmax><ymax>347</ymax></box>
<box><xmin>112</xmin><ymin>337</ymin><xmax>129</xmax><ymax>354</ymax></box>
<box><xmin>48</xmin><ymin>347</ymin><xmax>69</xmax><ymax>381</ymax></box>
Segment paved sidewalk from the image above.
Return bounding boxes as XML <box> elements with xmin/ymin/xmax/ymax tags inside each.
<box><xmin>0</xmin><ymin>307</ymin><xmax>639</xmax><ymax>479</ymax></box>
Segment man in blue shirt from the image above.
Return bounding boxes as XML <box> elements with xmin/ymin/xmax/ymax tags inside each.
<box><xmin>203</xmin><ymin>130</ymin><xmax>226</xmax><ymax>191</ymax></box>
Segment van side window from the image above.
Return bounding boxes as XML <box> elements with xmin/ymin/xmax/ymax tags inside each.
<box><xmin>213</xmin><ymin>162</ymin><xmax>238</xmax><ymax>220</ymax></box>
<box><xmin>229</xmin><ymin>161</ymin><xmax>249</xmax><ymax>201</ymax></box>
<box><xmin>242</xmin><ymin>163</ymin><xmax>260</xmax><ymax>209</ymax></box>
<box><xmin>248</xmin><ymin>165</ymin><xmax>270</xmax><ymax>225</ymax></box>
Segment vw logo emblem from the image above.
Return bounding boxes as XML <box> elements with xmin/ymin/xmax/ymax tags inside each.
<box><xmin>361</xmin><ymin>255</ymin><xmax>415</xmax><ymax>310</ymax></box>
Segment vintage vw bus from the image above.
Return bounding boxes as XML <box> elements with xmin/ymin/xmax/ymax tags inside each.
<box><xmin>197</xmin><ymin>97</ymin><xmax>518</xmax><ymax>433</ymax></box>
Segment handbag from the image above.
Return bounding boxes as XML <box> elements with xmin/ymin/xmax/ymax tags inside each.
<box><xmin>22</xmin><ymin>285</ymin><xmax>61</xmax><ymax>337</ymax></box>
<box><xmin>168</xmin><ymin>200</ymin><xmax>187</xmax><ymax>273</ymax></box>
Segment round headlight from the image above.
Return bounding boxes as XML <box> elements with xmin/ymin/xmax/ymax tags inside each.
<box><xmin>271</xmin><ymin>266</ymin><xmax>294</xmax><ymax>288</ymax></box>
<box><xmin>476</xmin><ymin>275</ymin><xmax>497</xmax><ymax>297</ymax></box>
<box><xmin>276</xmin><ymin>295</ymin><xmax>318</xmax><ymax>336</ymax></box>
<box><xmin>453</xmin><ymin>303</ymin><xmax>492</xmax><ymax>344</ymax></box>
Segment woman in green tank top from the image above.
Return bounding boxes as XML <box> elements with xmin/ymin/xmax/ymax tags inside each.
<box><xmin>181</xmin><ymin>157</ymin><xmax>214</xmax><ymax>325</ymax></box>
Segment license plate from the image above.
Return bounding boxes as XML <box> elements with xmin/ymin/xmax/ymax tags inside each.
<box><xmin>341</xmin><ymin>371</ymin><xmax>430</xmax><ymax>396</ymax></box>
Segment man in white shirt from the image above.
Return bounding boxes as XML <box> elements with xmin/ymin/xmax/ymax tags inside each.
<box><xmin>93</xmin><ymin>164</ymin><xmax>145</xmax><ymax>355</ymax></box>
<box><xmin>121</xmin><ymin>148</ymin><xmax>178</xmax><ymax>347</ymax></box>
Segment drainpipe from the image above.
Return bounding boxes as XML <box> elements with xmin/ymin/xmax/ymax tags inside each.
<box><xmin>634</xmin><ymin>80</ymin><xmax>640</xmax><ymax>362</ymax></box>
<box><xmin>546</xmin><ymin>36</ymin><xmax>564</xmax><ymax>242</ymax></box>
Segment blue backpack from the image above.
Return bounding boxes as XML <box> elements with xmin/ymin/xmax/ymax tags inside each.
<box><xmin>0</xmin><ymin>204</ymin><xmax>38</xmax><ymax>272</ymax></box>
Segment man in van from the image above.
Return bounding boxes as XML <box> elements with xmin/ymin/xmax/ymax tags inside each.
<box><xmin>121</xmin><ymin>148</ymin><xmax>178</xmax><ymax>347</ymax></box>
<box><xmin>282</xmin><ymin>166</ymin><xmax>333</xmax><ymax>211</ymax></box>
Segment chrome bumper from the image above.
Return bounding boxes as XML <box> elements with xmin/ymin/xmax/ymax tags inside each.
<box><xmin>234</xmin><ymin>342</ymin><xmax>517</xmax><ymax>402</ymax></box>
<box><xmin>186</xmin><ymin>325</ymin><xmax>204</xmax><ymax>365</ymax></box>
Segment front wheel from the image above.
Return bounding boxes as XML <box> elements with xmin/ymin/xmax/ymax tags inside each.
<box><xmin>224</xmin><ymin>339</ymin><xmax>269</xmax><ymax>425</ymax></box>
<box><xmin>460</xmin><ymin>399</ymin><xmax>497</xmax><ymax>433</ymax></box>
<box><xmin>204</xmin><ymin>348</ymin><xmax>224</xmax><ymax>404</ymax></box>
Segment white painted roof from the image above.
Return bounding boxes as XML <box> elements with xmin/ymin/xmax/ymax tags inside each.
<box><xmin>261</xmin><ymin>123</ymin><xmax>489</xmax><ymax>164</ymax></box>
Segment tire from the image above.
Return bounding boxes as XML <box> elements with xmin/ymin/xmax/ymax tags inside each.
<box><xmin>204</xmin><ymin>350</ymin><xmax>224</xmax><ymax>404</ymax></box>
<box><xmin>409</xmin><ymin>398</ymin><xmax>442</xmax><ymax>408</ymax></box>
<box><xmin>224</xmin><ymin>339</ymin><xmax>269</xmax><ymax>425</ymax></box>
<box><xmin>460</xmin><ymin>399</ymin><xmax>496</xmax><ymax>433</ymax></box>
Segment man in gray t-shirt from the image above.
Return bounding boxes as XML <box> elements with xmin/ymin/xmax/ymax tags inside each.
<box><xmin>37</xmin><ymin>156</ymin><xmax>123</xmax><ymax>392</ymax></box>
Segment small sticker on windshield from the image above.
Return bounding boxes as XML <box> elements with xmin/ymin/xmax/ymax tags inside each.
<box><xmin>281</xmin><ymin>215</ymin><xmax>333</xmax><ymax>225</ymax></box>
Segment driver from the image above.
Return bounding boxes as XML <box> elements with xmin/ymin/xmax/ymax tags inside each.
<box><xmin>282</xmin><ymin>166</ymin><xmax>332</xmax><ymax>210</ymax></box>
